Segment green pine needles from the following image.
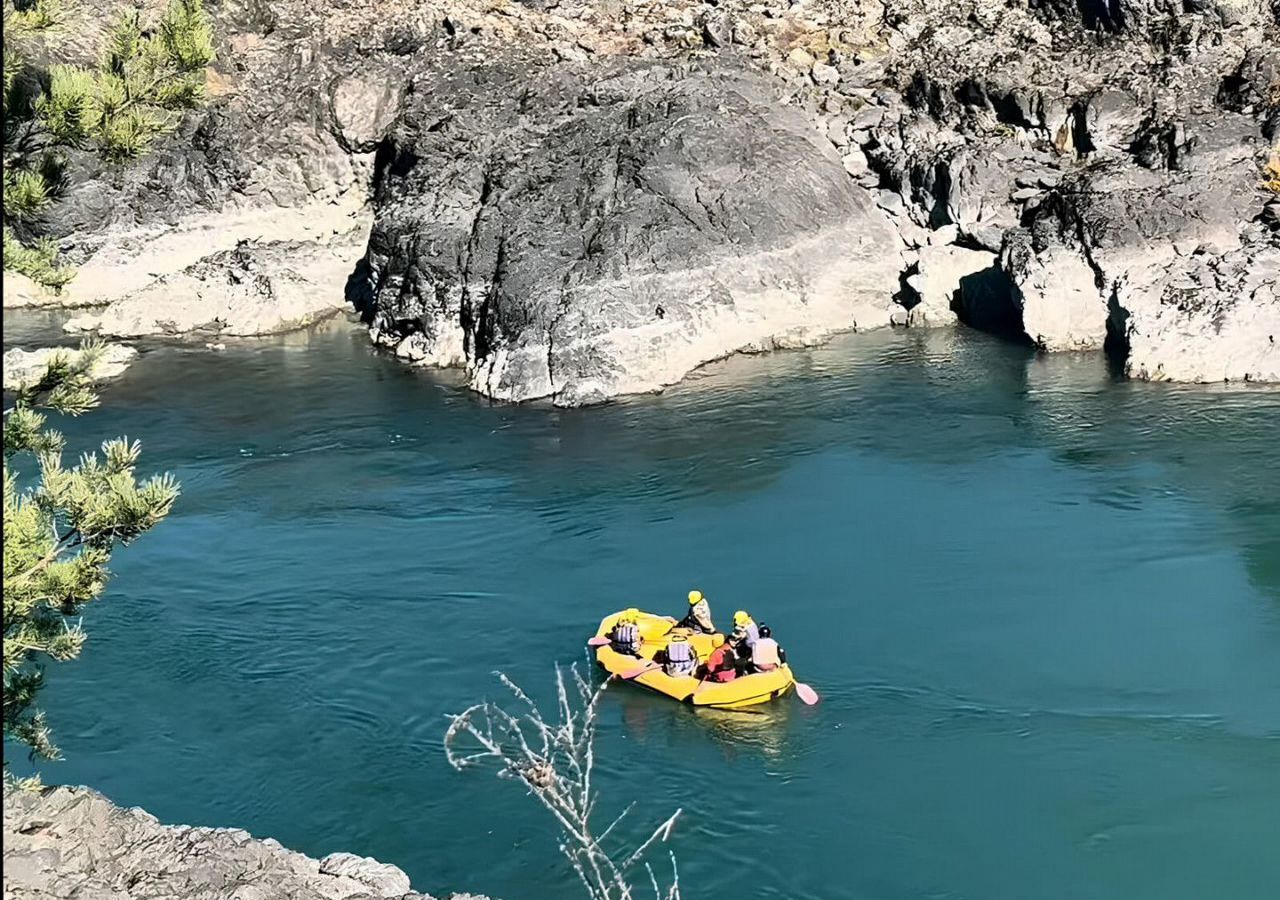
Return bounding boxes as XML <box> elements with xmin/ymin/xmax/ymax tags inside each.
<box><xmin>2</xmin><ymin>0</ymin><xmax>215</xmax><ymax>288</ymax></box>
<box><xmin>3</xmin><ymin>343</ymin><xmax>179</xmax><ymax>765</ymax></box>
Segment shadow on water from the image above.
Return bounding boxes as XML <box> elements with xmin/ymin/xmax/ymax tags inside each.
<box><xmin>2</xmin><ymin>307</ymin><xmax>81</xmax><ymax>348</ymax></box>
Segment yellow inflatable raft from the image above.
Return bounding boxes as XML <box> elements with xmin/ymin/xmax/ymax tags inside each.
<box><xmin>592</xmin><ymin>610</ymin><xmax>795</xmax><ymax>710</ymax></box>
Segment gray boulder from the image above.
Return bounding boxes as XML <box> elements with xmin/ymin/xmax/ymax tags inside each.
<box><xmin>356</xmin><ymin>57</ymin><xmax>903</xmax><ymax>405</ymax></box>
<box><xmin>998</xmin><ymin>226</ymin><xmax>1110</xmax><ymax>352</ymax></box>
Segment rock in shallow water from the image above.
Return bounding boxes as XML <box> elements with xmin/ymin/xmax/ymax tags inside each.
<box><xmin>356</xmin><ymin>58</ymin><xmax>904</xmax><ymax>406</ymax></box>
<box><xmin>1119</xmin><ymin>233</ymin><xmax>1280</xmax><ymax>383</ymax></box>
<box><xmin>1</xmin><ymin>271</ymin><xmax>75</xmax><ymax>309</ymax></box>
<box><xmin>2</xmin><ymin>344</ymin><xmax>138</xmax><ymax>390</ymax></box>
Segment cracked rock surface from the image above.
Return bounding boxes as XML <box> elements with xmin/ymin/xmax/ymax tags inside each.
<box><xmin>2</xmin><ymin>784</ymin><xmax>486</xmax><ymax>900</ymax></box>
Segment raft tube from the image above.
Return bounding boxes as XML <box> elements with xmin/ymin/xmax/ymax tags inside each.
<box><xmin>592</xmin><ymin>610</ymin><xmax>795</xmax><ymax>710</ymax></box>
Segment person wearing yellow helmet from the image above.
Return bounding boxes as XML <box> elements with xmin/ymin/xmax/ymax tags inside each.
<box><xmin>608</xmin><ymin>608</ymin><xmax>643</xmax><ymax>657</ymax></box>
<box><xmin>676</xmin><ymin>589</ymin><xmax>715</xmax><ymax>634</ymax></box>
<box><xmin>727</xmin><ymin>609</ymin><xmax>759</xmax><ymax>654</ymax></box>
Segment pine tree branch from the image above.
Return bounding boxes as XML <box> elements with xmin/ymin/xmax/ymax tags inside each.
<box><xmin>6</xmin><ymin>528</ymin><xmax>79</xmax><ymax>587</ymax></box>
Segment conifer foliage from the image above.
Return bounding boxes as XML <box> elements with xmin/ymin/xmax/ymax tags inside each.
<box><xmin>3</xmin><ymin>343</ymin><xmax>179</xmax><ymax>764</ymax></box>
<box><xmin>2</xmin><ymin>0</ymin><xmax>214</xmax><ymax>288</ymax></box>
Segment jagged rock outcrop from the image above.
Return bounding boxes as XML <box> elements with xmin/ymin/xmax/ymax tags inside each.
<box><xmin>836</xmin><ymin>0</ymin><xmax>1279</xmax><ymax>381</ymax></box>
<box><xmin>2</xmin><ymin>783</ymin><xmax>487</xmax><ymax>900</ymax></box>
<box><xmin>995</xmin><ymin>144</ymin><xmax>1277</xmax><ymax>379</ymax></box>
<box><xmin>12</xmin><ymin>0</ymin><xmax>1278</xmax><ymax>393</ymax></box>
<box><xmin>356</xmin><ymin>57</ymin><xmax>903</xmax><ymax>404</ymax></box>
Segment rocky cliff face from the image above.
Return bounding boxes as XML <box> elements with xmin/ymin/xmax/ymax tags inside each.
<box><xmin>3</xmin><ymin>783</ymin><xmax>485</xmax><ymax>900</ymax></box>
<box><xmin>12</xmin><ymin>0</ymin><xmax>1278</xmax><ymax>399</ymax></box>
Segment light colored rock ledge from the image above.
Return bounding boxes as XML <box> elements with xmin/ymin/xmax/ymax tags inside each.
<box><xmin>3</xmin><ymin>784</ymin><xmax>489</xmax><ymax>900</ymax></box>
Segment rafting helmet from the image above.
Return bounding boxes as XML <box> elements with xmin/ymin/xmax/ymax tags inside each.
<box><xmin>688</xmin><ymin>590</ymin><xmax>703</xmax><ymax>605</ymax></box>
<box><xmin>622</xmin><ymin>607</ymin><xmax>639</xmax><ymax>623</ymax></box>
<box><xmin>733</xmin><ymin>610</ymin><xmax>750</xmax><ymax>626</ymax></box>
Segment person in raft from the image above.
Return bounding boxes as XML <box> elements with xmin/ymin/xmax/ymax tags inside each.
<box><xmin>699</xmin><ymin>641</ymin><xmax>738</xmax><ymax>683</ymax></box>
<box><xmin>663</xmin><ymin>633</ymin><xmax>697</xmax><ymax>677</ymax></box>
<box><xmin>727</xmin><ymin>610</ymin><xmax>759</xmax><ymax>655</ymax></box>
<box><xmin>749</xmin><ymin>624</ymin><xmax>786</xmax><ymax>673</ymax></box>
<box><xmin>608</xmin><ymin>608</ymin><xmax>643</xmax><ymax>657</ymax></box>
<box><xmin>676</xmin><ymin>589</ymin><xmax>716</xmax><ymax>634</ymax></box>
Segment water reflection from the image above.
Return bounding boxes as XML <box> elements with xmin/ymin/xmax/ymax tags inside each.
<box><xmin>691</xmin><ymin>704</ymin><xmax>797</xmax><ymax>763</ymax></box>
<box><xmin>607</xmin><ymin>676</ymin><xmax>797</xmax><ymax>763</ymax></box>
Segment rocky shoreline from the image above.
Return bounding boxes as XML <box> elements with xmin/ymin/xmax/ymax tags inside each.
<box><xmin>6</xmin><ymin>0</ymin><xmax>1277</xmax><ymax>400</ymax></box>
<box><xmin>3</xmin><ymin>783</ymin><xmax>486</xmax><ymax>900</ymax></box>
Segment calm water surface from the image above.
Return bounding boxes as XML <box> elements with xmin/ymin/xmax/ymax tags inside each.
<box><xmin>7</xmin><ymin>315</ymin><xmax>1280</xmax><ymax>899</ymax></box>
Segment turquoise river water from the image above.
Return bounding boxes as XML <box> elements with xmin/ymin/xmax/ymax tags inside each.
<box><xmin>6</xmin><ymin>313</ymin><xmax>1280</xmax><ymax>899</ymax></box>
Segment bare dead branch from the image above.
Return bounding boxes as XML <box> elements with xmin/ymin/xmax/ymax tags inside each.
<box><xmin>444</xmin><ymin>659</ymin><xmax>682</xmax><ymax>900</ymax></box>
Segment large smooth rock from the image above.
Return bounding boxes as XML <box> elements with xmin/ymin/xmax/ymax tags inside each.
<box><xmin>358</xmin><ymin>58</ymin><xmax>903</xmax><ymax>405</ymax></box>
<box><xmin>2</xmin><ymin>271</ymin><xmax>64</xmax><ymax>309</ymax></box>
<box><xmin>55</xmin><ymin>194</ymin><xmax>371</xmax><ymax>312</ymax></box>
<box><xmin>331</xmin><ymin>67</ymin><xmax>405</xmax><ymax>154</ymax></box>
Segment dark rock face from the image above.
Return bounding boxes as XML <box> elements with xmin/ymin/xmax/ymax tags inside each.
<box><xmin>357</xmin><ymin>57</ymin><xmax>902</xmax><ymax>404</ymax></box>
